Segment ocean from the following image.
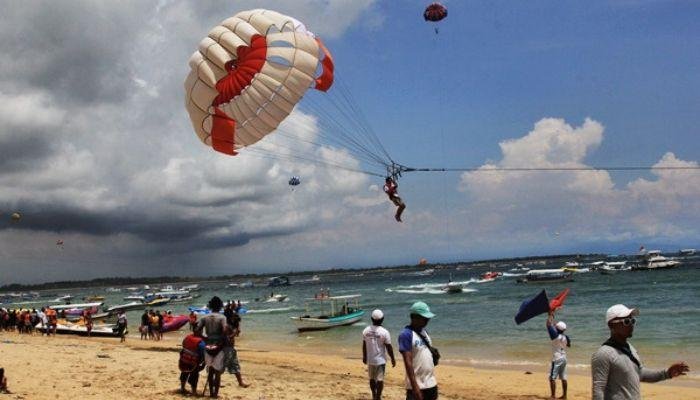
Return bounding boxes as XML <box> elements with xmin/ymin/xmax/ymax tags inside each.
<box><xmin>9</xmin><ymin>257</ymin><xmax>700</xmax><ymax>385</ymax></box>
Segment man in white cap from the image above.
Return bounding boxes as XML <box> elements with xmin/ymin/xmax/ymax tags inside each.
<box><xmin>591</xmin><ymin>304</ymin><xmax>690</xmax><ymax>400</ymax></box>
<box><xmin>398</xmin><ymin>301</ymin><xmax>438</xmax><ymax>400</ymax></box>
<box><xmin>546</xmin><ymin>311</ymin><xmax>570</xmax><ymax>399</ymax></box>
<box><xmin>362</xmin><ymin>309</ymin><xmax>396</xmax><ymax>400</ymax></box>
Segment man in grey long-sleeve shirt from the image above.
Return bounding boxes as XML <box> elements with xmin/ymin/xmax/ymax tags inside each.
<box><xmin>591</xmin><ymin>304</ymin><xmax>689</xmax><ymax>400</ymax></box>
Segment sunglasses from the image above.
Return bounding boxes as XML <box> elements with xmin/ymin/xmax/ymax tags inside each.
<box><xmin>611</xmin><ymin>317</ymin><xmax>636</xmax><ymax>326</ymax></box>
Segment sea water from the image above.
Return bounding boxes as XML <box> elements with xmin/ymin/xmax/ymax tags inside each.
<box><xmin>23</xmin><ymin>259</ymin><xmax>700</xmax><ymax>384</ymax></box>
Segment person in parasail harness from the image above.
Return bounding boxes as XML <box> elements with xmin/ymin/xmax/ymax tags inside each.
<box><xmin>384</xmin><ymin>177</ymin><xmax>406</xmax><ymax>222</ymax></box>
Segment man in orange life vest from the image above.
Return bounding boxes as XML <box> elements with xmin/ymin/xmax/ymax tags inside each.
<box><xmin>179</xmin><ymin>330</ymin><xmax>206</xmax><ymax>395</ymax></box>
<box><xmin>384</xmin><ymin>177</ymin><xmax>406</xmax><ymax>222</ymax></box>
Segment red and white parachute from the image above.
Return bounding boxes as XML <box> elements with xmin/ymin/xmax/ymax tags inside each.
<box><xmin>185</xmin><ymin>9</ymin><xmax>334</xmax><ymax>156</ymax></box>
<box><xmin>184</xmin><ymin>9</ymin><xmax>393</xmax><ymax>178</ymax></box>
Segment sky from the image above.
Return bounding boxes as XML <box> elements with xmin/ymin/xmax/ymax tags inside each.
<box><xmin>1</xmin><ymin>0</ymin><xmax>699</xmax><ymax>284</ymax></box>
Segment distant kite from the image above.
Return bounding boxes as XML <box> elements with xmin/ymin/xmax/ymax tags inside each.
<box><xmin>288</xmin><ymin>176</ymin><xmax>301</xmax><ymax>186</ymax></box>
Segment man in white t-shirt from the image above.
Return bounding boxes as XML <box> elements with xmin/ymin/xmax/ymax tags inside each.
<box><xmin>362</xmin><ymin>309</ymin><xmax>396</xmax><ymax>400</ymax></box>
<box><xmin>398</xmin><ymin>301</ymin><xmax>438</xmax><ymax>400</ymax></box>
<box><xmin>546</xmin><ymin>311</ymin><xmax>570</xmax><ymax>399</ymax></box>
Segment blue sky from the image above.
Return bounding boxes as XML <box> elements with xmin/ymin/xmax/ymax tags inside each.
<box><xmin>1</xmin><ymin>1</ymin><xmax>699</xmax><ymax>283</ymax></box>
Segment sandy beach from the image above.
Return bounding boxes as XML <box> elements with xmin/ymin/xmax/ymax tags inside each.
<box><xmin>0</xmin><ymin>331</ymin><xmax>697</xmax><ymax>400</ymax></box>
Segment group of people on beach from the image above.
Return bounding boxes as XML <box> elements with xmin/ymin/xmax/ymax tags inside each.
<box><xmin>362</xmin><ymin>301</ymin><xmax>690</xmax><ymax>400</ymax></box>
<box><xmin>0</xmin><ymin>306</ymin><xmax>57</xmax><ymax>335</ymax></box>
<box><xmin>178</xmin><ymin>296</ymin><xmax>249</xmax><ymax>398</ymax></box>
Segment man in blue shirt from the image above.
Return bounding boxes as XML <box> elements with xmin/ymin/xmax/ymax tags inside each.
<box><xmin>546</xmin><ymin>311</ymin><xmax>570</xmax><ymax>399</ymax></box>
<box><xmin>398</xmin><ymin>301</ymin><xmax>438</xmax><ymax>400</ymax></box>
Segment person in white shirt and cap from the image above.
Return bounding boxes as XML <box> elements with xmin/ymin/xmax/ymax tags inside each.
<box><xmin>591</xmin><ymin>304</ymin><xmax>690</xmax><ymax>400</ymax></box>
<box><xmin>362</xmin><ymin>309</ymin><xmax>396</xmax><ymax>400</ymax></box>
<box><xmin>546</xmin><ymin>311</ymin><xmax>571</xmax><ymax>399</ymax></box>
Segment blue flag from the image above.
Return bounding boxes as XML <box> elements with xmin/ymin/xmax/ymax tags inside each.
<box><xmin>514</xmin><ymin>289</ymin><xmax>550</xmax><ymax>325</ymax></box>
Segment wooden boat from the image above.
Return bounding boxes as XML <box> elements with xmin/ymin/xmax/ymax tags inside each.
<box><xmin>291</xmin><ymin>294</ymin><xmax>364</xmax><ymax>332</ymax></box>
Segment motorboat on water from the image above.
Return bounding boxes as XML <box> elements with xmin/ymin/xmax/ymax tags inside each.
<box><xmin>291</xmin><ymin>294</ymin><xmax>364</xmax><ymax>332</ymax></box>
<box><xmin>480</xmin><ymin>271</ymin><xmax>502</xmax><ymax>281</ymax></box>
<box><xmin>409</xmin><ymin>268</ymin><xmax>435</xmax><ymax>277</ymax></box>
<box><xmin>632</xmin><ymin>251</ymin><xmax>681</xmax><ymax>270</ymax></box>
<box><xmin>442</xmin><ymin>282</ymin><xmax>463</xmax><ymax>294</ymax></box>
<box><xmin>83</xmin><ymin>295</ymin><xmax>105</xmax><ymax>302</ymax></box>
<box><xmin>599</xmin><ymin>261</ymin><xmax>630</xmax><ymax>275</ymax></box>
<box><xmin>517</xmin><ymin>269</ymin><xmax>574</xmax><ymax>283</ymax></box>
<box><xmin>143</xmin><ymin>297</ymin><xmax>171</xmax><ymax>307</ymax></box>
<box><xmin>509</xmin><ymin>266</ymin><xmax>531</xmax><ymax>273</ymax></box>
<box><xmin>268</xmin><ymin>276</ymin><xmax>291</xmax><ymax>287</ymax></box>
<box><xmin>265</xmin><ymin>294</ymin><xmax>288</xmax><ymax>303</ymax></box>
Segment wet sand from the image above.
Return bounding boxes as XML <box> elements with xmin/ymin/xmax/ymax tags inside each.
<box><xmin>0</xmin><ymin>332</ymin><xmax>697</xmax><ymax>399</ymax></box>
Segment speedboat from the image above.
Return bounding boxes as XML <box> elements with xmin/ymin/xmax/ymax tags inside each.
<box><xmin>268</xmin><ymin>276</ymin><xmax>291</xmax><ymax>287</ymax></box>
<box><xmin>291</xmin><ymin>294</ymin><xmax>364</xmax><ymax>332</ymax></box>
<box><xmin>35</xmin><ymin>321</ymin><xmax>124</xmax><ymax>338</ymax></box>
<box><xmin>265</xmin><ymin>294</ymin><xmax>288</xmax><ymax>302</ymax></box>
<box><xmin>480</xmin><ymin>271</ymin><xmax>502</xmax><ymax>281</ymax></box>
<box><xmin>442</xmin><ymin>282</ymin><xmax>463</xmax><ymax>294</ymax></box>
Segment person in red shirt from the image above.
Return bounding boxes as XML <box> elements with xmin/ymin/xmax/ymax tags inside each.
<box><xmin>383</xmin><ymin>177</ymin><xmax>406</xmax><ymax>222</ymax></box>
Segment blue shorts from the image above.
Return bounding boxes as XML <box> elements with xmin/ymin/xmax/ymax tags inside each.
<box><xmin>549</xmin><ymin>359</ymin><xmax>567</xmax><ymax>380</ymax></box>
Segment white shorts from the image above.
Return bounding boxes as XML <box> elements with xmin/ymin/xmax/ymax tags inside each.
<box><xmin>549</xmin><ymin>359</ymin><xmax>567</xmax><ymax>380</ymax></box>
<box><xmin>368</xmin><ymin>364</ymin><xmax>386</xmax><ymax>381</ymax></box>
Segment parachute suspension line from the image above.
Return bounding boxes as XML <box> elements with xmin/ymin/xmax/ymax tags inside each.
<box><xmin>268</xmin><ymin>122</ymin><xmax>390</xmax><ymax>171</ymax></box>
<box><xmin>289</xmin><ymin>105</ymin><xmax>390</xmax><ymax>168</ymax></box>
<box><xmin>244</xmin><ymin>147</ymin><xmax>385</xmax><ymax>178</ymax></box>
<box><xmin>302</xmin><ymin>91</ymin><xmax>391</xmax><ymax>167</ymax></box>
<box><xmin>399</xmin><ymin>166</ymin><xmax>700</xmax><ymax>173</ymax></box>
<box><xmin>333</xmin><ymin>77</ymin><xmax>394</xmax><ymax>163</ymax></box>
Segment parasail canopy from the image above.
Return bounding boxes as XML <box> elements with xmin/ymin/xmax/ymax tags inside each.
<box><xmin>185</xmin><ymin>9</ymin><xmax>334</xmax><ymax>156</ymax></box>
<box><xmin>288</xmin><ymin>176</ymin><xmax>301</xmax><ymax>186</ymax></box>
<box><xmin>423</xmin><ymin>2</ymin><xmax>448</xmax><ymax>22</ymax></box>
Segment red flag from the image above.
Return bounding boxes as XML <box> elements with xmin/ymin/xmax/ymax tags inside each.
<box><xmin>549</xmin><ymin>288</ymin><xmax>570</xmax><ymax>311</ymax></box>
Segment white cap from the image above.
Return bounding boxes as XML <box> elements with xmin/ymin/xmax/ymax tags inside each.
<box><xmin>371</xmin><ymin>309</ymin><xmax>384</xmax><ymax>320</ymax></box>
<box><xmin>555</xmin><ymin>321</ymin><xmax>567</xmax><ymax>331</ymax></box>
<box><xmin>606</xmin><ymin>304</ymin><xmax>639</xmax><ymax>324</ymax></box>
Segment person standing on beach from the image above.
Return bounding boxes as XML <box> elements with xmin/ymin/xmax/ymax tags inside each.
<box><xmin>179</xmin><ymin>330</ymin><xmax>206</xmax><ymax>395</ymax></box>
<box><xmin>399</xmin><ymin>302</ymin><xmax>438</xmax><ymax>400</ymax></box>
<box><xmin>140</xmin><ymin>310</ymin><xmax>149</xmax><ymax>340</ymax></box>
<box><xmin>116</xmin><ymin>310</ymin><xmax>127</xmax><ymax>343</ymax></box>
<box><xmin>223</xmin><ymin>308</ymin><xmax>250</xmax><ymax>389</ymax></box>
<box><xmin>84</xmin><ymin>310</ymin><xmax>93</xmax><ymax>337</ymax></box>
<box><xmin>546</xmin><ymin>311</ymin><xmax>570</xmax><ymax>399</ymax></box>
<box><xmin>196</xmin><ymin>296</ymin><xmax>229</xmax><ymax>398</ymax></box>
<box><xmin>591</xmin><ymin>304</ymin><xmax>690</xmax><ymax>400</ymax></box>
<box><xmin>362</xmin><ymin>309</ymin><xmax>396</xmax><ymax>400</ymax></box>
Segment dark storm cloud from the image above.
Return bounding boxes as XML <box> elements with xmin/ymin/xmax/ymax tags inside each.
<box><xmin>0</xmin><ymin>132</ymin><xmax>54</xmax><ymax>172</ymax></box>
<box><xmin>0</xmin><ymin>1</ymin><xmax>148</xmax><ymax>105</ymax></box>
